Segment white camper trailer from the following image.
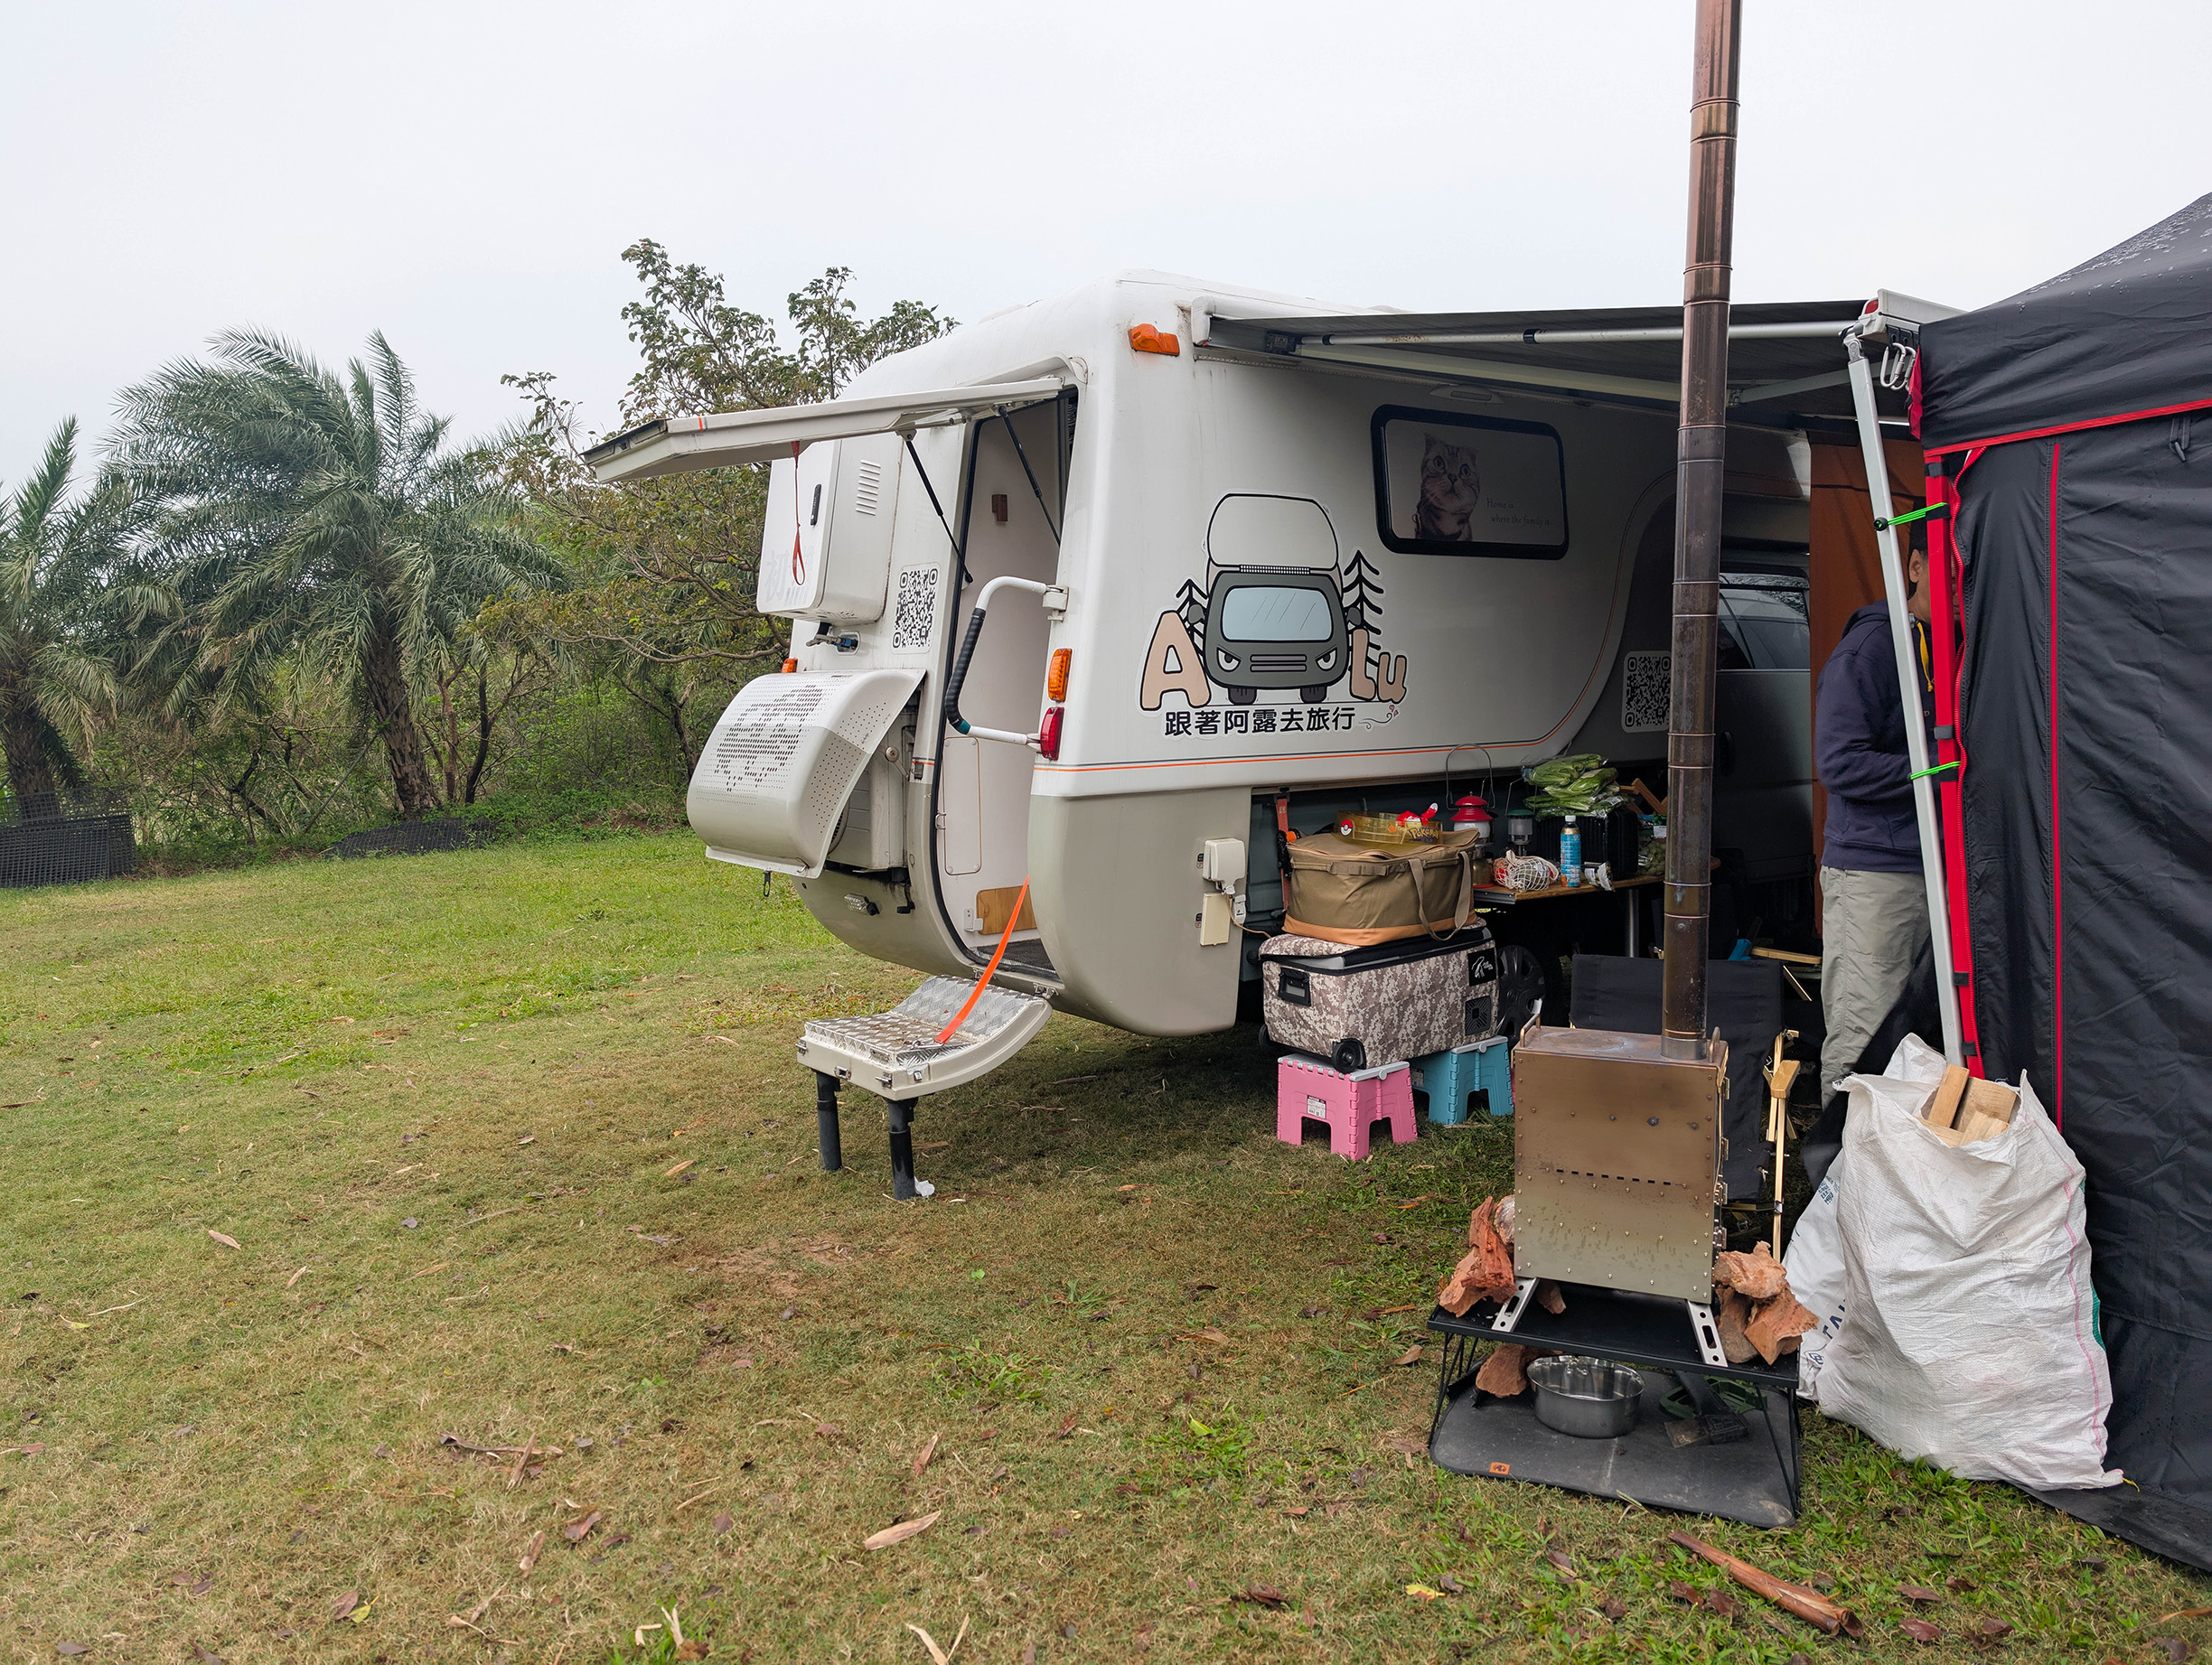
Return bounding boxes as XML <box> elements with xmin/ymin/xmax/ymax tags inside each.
<box><xmin>586</xmin><ymin>272</ymin><xmax>1942</xmax><ymax>1183</ymax></box>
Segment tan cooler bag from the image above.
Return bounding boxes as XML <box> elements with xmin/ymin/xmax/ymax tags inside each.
<box><xmin>1281</xmin><ymin>828</ymin><xmax>1485</xmax><ymax>947</ymax></box>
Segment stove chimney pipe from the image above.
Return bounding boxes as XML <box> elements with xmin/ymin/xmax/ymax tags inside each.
<box><xmin>1661</xmin><ymin>0</ymin><xmax>1744</xmax><ymax>1054</ymax></box>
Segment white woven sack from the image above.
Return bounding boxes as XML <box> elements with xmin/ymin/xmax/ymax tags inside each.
<box><xmin>1781</xmin><ymin>1151</ymin><xmax>1849</xmax><ymax>1401</ymax></box>
<box><xmin>1816</xmin><ymin>1034</ymin><xmax>2119</xmax><ymax>1490</ymax></box>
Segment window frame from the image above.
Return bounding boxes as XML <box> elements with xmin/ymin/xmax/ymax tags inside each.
<box><xmin>1369</xmin><ymin>404</ymin><xmax>1570</xmax><ymax>560</ymax></box>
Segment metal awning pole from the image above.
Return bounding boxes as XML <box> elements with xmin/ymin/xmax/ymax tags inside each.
<box><xmin>1842</xmin><ymin>334</ymin><xmax>1965</xmax><ymax>1064</ymax></box>
<box><xmin>1661</xmin><ymin>0</ymin><xmax>1743</xmax><ymax>1055</ymax></box>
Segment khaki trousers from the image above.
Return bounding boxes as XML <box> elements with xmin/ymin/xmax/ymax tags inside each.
<box><xmin>1819</xmin><ymin>865</ymin><xmax>1931</xmax><ymax>1101</ymax></box>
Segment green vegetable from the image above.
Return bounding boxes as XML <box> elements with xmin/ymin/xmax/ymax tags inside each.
<box><xmin>1522</xmin><ymin>753</ymin><xmax>1621</xmax><ymax>817</ymax></box>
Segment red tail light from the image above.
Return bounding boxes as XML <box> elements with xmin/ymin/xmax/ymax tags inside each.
<box><xmin>1037</xmin><ymin>705</ymin><xmax>1065</xmax><ymax>760</ymax></box>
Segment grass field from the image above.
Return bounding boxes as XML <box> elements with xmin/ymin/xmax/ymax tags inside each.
<box><xmin>1</xmin><ymin>833</ymin><xmax>2203</xmax><ymax>1663</ymax></box>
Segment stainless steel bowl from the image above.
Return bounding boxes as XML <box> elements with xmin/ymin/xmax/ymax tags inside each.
<box><xmin>1525</xmin><ymin>1354</ymin><xmax>1645</xmax><ymax>1439</ymax></box>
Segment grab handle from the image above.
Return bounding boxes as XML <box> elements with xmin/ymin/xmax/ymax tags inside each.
<box><xmin>942</xmin><ymin>575</ymin><xmax>1067</xmax><ymax>748</ymax></box>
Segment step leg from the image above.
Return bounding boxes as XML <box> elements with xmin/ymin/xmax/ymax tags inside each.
<box><xmin>886</xmin><ymin>1097</ymin><xmax>918</xmax><ymax>1200</ymax></box>
<box><xmin>814</xmin><ymin>1071</ymin><xmax>843</xmax><ymax>1172</ymax></box>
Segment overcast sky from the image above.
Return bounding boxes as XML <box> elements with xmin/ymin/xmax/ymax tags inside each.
<box><xmin>5</xmin><ymin>1</ymin><xmax>2207</xmax><ymax>485</ymax></box>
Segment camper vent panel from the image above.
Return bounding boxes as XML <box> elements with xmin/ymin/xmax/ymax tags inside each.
<box><xmin>852</xmin><ymin>460</ymin><xmax>885</xmax><ymax>518</ymax></box>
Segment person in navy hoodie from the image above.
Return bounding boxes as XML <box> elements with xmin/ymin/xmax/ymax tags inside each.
<box><xmin>1814</xmin><ymin>538</ymin><xmax>1935</xmax><ymax>1101</ymax></box>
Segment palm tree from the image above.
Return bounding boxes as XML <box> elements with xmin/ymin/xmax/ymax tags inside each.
<box><xmin>0</xmin><ymin>420</ymin><xmax>151</xmax><ymax>816</ymax></box>
<box><xmin>112</xmin><ymin>331</ymin><xmax>564</xmax><ymax>818</ymax></box>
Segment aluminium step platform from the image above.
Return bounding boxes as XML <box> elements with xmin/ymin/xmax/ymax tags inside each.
<box><xmin>797</xmin><ymin>975</ymin><xmax>1052</xmax><ymax>1102</ymax></box>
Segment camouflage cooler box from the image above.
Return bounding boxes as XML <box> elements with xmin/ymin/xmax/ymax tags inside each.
<box><xmin>1259</xmin><ymin>927</ymin><xmax>1500</xmax><ymax>1072</ymax></box>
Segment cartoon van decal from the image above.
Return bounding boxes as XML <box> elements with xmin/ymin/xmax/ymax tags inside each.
<box><xmin>1139</xmin><ymin>494</ymin><xmax>1408</xmax><ymax>734</ymax></box>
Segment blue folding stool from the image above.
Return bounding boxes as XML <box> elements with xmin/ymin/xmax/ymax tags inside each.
<box><xmin>1408</xmin><ymin>1035</ymin><xmax>1514</xmax><ymax>1124</ymax></box>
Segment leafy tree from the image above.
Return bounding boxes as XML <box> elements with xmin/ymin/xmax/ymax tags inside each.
<box><xmin>0</xmin><ymin>419</ymin><xmax>154</xmax><ymax>814</ymax></box>
<box><xmin>492</xmin><ymin>243</ymin><xmax>956</xmax><ymax>717</ymax></box>
<box><xmin>111</xmin><ymin>331</ymin><xmax>565</xmax><ymax>818</ymax></box>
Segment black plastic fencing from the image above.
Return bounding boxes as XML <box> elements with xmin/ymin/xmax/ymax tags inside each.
<box><xmin>325</xmin><ymin>818</ymin><xmax>498</xmax><ymax>860</ymax></box>
<box><xmin>0</xmin><ymin>792</ymin><xmax>137</xmax><ymax>889</ymax></box>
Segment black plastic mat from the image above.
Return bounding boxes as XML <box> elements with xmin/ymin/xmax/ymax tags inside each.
<box><xmin>2027</xmin><ymin>1483</ymin><xmax>2212</xmax><ymax>1576</ymax></box>
<box><xmin>1429</xmin><ymin>1379</ymin><xmax>1800</xmax><ymax>1529</ymax></box>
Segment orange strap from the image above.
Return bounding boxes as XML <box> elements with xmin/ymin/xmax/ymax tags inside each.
<box><xmin>935</xmin><ymin>877</ymin><xmax>1029</xmax><ymax>1043</ymax></box>
<box><xmin>790</xmin><ymin>441</ymin><xmax>806</xmax><ymax>585</ymax></box>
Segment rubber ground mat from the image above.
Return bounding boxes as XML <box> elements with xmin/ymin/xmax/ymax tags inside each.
<box><xmin>1429</xmin><ymin>1376</ymin><xmax>1802</xmax><ymax>1529</ymax></box>
<box><xmin>2026</xmin><ymin>1483</ymin><xmax>2212</xmax><ymax>1575</ymax></box>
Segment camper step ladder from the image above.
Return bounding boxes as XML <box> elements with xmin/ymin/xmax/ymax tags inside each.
<box><xmin>798</xmin><ymin>975</ymin><xmax>1053</xmax><ymax>1199</ymax></box>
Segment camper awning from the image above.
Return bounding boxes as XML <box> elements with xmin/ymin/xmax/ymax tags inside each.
<box><xmin>583</xmin><ymin>377</ymin><xmax>1067</xmax><ymax>482</ymax></box>
<box><xmin>1204</xmin><ymin>294</ymin><xmax>1956</xmax><ymax>424</ymax></box>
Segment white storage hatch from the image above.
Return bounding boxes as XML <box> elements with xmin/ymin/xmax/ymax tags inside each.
<box><xmin>687</xmin><ymin>669</ymin><xmax>923</xmax><ymax>878</ymax></box>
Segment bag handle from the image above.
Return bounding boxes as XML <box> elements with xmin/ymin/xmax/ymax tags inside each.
<box><xmin>1412</xmin><ymin>844</ymin><xmax>1475</xmax><ymax>941</ymax></box>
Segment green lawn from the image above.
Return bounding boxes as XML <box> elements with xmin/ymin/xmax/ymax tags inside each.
<box><xmin>0</xmin><ymin>834</ymin><xmax>2202</xmax><ymax>1662</ymax></box>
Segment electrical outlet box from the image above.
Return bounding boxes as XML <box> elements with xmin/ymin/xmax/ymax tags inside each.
<box><xmin>1199</xmin><ymin>890</ymin><xmax>1234</xmax><ymax>946</ymax></box>
<box><xmin>1201</xmin><ymin>838</ymin><xmax>1246</xmax><ymax>887</ymax></box>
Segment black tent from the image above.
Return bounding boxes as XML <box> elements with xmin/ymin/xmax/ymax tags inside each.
<box><xmin>1918</xmin><ymin>194</ymin><xmax>2212</xmax><ymax>1567</ymax></box>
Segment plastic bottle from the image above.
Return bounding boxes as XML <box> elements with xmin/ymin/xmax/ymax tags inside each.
<box><xmin>1560</xmin><ymin>819</ymin><xmax>1581</xmax><ymax>888</ymax></box>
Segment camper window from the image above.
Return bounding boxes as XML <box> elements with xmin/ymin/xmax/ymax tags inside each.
<box><xmin>1716</xmin><ymin>571</ymin><xmax>1809</xmax><ymax>671</ymax></box>
<box><xmin>1370</xmin><ymin>405</ymin><xmax>1570</xmax><ymax>559</ymax></box>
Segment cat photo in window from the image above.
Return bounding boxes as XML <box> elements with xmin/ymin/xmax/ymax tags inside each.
<box><xmin>1413</xmin><ymin>431</ymin><xmax>1482</xmax><ymax>541</ymax></box>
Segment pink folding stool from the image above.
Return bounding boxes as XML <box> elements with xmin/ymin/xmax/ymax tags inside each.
<box><xmin>1275</xmin><ymin>1053</ymin><xmax>1417</xmax><ymax>1160</ymax></box>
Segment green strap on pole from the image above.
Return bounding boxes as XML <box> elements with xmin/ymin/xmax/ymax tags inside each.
<box><xmin>1874</xmin><ymin>501</ymin><xmax>1952</xmax><ymax>532</ymax></box>
<box><xmin>1909</xmin><ymin>759</ymin><xmax>1959</xmax><ymax>781</ymax></box>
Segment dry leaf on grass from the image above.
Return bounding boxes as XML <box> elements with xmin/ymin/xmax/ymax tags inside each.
<box><xmin>665</xmin><ymin>1160</ymin><xmax>693</xmax><ymax>1178</ymax></box>
<box><xmin>1405</xmin><ymin>1584</ymin><xmax>1447</xmax><ymax>1600</ymax></box>
<box><xmin>206</xmin><ymin>1230</ymin><xmax>239</xmax><ymax>1249</ymax></box>
<box><xmin>55</xmin><ymin>1646</ymin><xmax>88</xmax><ymax>1658</ymax></box>
<box><xmin>1976</xmin><ymin>1617</ymin><xmax>2013</xmax><ymax>1640</ymax></box>
<box><xmin>912</xmin><ymin>1433</ymin><xmax>940</xmax><ymax>1477</ymax></box>
<box><xmin>864</xmin><ymin>1511</ymin><xmax>942</xmax><ymax>1550</ymax></box>
<box><xmin>1545</xmin><ymin>1548</ymin><xmax>1576</xmax><ymax>1576</ymax></box>
<box><xmin>562</xmin><ymin>1509</ymin><xmax>603</xmax><ymax>1541</ymax></box>
<box><xmin>453</xmin><ymin>1585</ymin><xmax>503</xmax><ymax>1628</ymax></box>
<box><xmin>1180</xmin><ymin>1328</ymin><xmax>1232</xmax><ymax>1345</ymax></box>
<box><xmin>905</xmin><ymin>1618</ymin><xmax>971</xmax><ymax>1664</ymax></box>
<box><xmin>1899</xmin><ymin>1617</ymin><xmax>1941</xmax><ymax>1642</ymax></box>
<box><xmin>1898</xmin><ymin>1584</ymin><xmax>1945</xmax><ymax>1604</ymax></box>
<box><xmin>517</xmin><ymin>1529</ymin><xmax>544</xmax><ymax>1574</ymax></box>
<box><xmin>330</xmin><ymin>1590</ymin><xmax>360</xmax><ymax>1621</ymax></box>
<box><xmin>1054</xmin><ymin>1414</ymin><xmax>1079</xmax><ymax>1440</ymax></box>
<box><xmin>712</xmin><ymin>1510</ymin><xmax>734</xmax><ymax>1535</ymax></box>
<box><xmin>1234</xmin><ymin>1584</ymin><xmax>1288</xmax><ymax>1609</ymax></box>
<box><xmin>1392</xmin><ymin>1345</ymin><xmax>1424</xmax><ymax>1367</ymax></box>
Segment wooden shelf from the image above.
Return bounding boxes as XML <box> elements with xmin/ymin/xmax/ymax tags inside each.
<box><xmin>1477</xmin><ymin>874</ymin><xmax>1660</xmax><ymax>906</ymax></box>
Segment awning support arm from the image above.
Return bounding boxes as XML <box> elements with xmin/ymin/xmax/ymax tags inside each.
<box><xmin>999</xmin><ymin>411</ymin><xmax>1061</xmax><ymax>543</ymax></box>
<box><xmin>903</xmin><ymin>435</ymin><xmax>971</xmax><ymax>586</ymax></box>
<box><xmin>1842</xmin><ymin>332</ymin><xmax>1964</xmax><ymax>1065</ymax></box>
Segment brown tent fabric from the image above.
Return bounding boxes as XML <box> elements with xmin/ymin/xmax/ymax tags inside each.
<box><xmin>1806</xmin><ymin>435</ymin><xmax>1925</xmax><ymax>877</ymax></box>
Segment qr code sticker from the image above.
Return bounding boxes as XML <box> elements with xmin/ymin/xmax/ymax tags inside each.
<box><xmin>1621</xmin><ymin>650</ymin><xmax>1671</xmax><ymax>734</ymax></box>
<box><xmin>891</xmin><ymin>567</ymin><xmax>937</xmax><ymax>650</ymax></box>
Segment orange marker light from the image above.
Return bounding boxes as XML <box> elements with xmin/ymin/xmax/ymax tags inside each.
<box><xmin>1046</xmin><ymin>648</ymin><xmax>1072</xmax><ymax>702</ymax></box>
<box><xmin>1129</xmin><ymin>323</ymin><xmax>1181</xmax><ymax>356</ymax></box>
<box><xmin>782</xmin><ymin>658</ymin><xmax>799</xmax><ymax>673</ymax></box>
